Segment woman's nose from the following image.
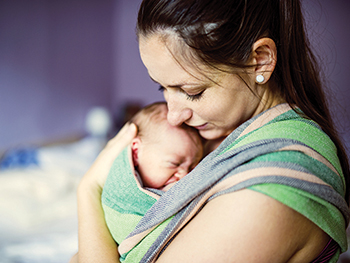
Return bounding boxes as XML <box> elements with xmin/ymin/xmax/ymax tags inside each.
<box><xmin>166</xmin><ymin>96</ymin><xmax>192</xmax><ymax>126</ymax></box>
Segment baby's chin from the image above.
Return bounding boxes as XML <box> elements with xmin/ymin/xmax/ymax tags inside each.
<box><xmin>159</xmin><ymin>181</ymin><xmax>177</xmax><ymax>192</ymax></box>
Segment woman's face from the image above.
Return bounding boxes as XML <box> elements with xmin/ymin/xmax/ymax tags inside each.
<box><xmin>139</xmin><ymin>34</ymin><xmax>277</xmax><ymax>141</ymax></box>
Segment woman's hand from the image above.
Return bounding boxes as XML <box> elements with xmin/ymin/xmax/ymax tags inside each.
<box><xmin>76</xmin><ymin>122</ymin><xmax>137</xmax><ymax>263</ymax></box>
<box><xmin>81</xmin><ymin>122</ymin><xmax>138</xmax><ymax>191</ymax></box>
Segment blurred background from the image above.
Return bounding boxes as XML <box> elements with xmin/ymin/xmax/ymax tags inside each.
<box><xmin>0</xmin><ymin>0</ymin><xmax>164</xmax><ymax>152</ymax></box>
<box><xmin>0</xmin><ymin>0</ymin><xmax>349</xmax><ymax>262</ymax></box>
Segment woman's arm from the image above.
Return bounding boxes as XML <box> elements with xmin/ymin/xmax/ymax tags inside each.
<box><xmin>77</xmin><ymin>174</ymin><xmax>119</xmax><ymax>263</ymax></box>
<box><xmin>76</xmin><ymin>123</ymin><xmax>137</xmax><ymax>263</ymax></box>
<box><xmin>157</xmin><ymin>189</ymin><xmax>329</xmax><ymax>263</ymax></box>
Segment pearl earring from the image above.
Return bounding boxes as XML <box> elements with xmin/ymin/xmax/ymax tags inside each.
<box><xmin>256</xmin><ymin>75</ymin><xmax>265</xmax><ymax>83</ymax></box>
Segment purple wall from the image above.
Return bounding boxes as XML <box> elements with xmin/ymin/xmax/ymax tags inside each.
<box><xmin>0</xmin><ymin>0</ymin><xmax>349</xmax><ymax>158</ymax></box>
<box><xmin>0</xmin><ymin>0</ymin><xmax>114</xmax><ymax>150</ymax></box>
<box><xmin>112</xmin><ymin>0</ymin><xmax>164</xmax><ymax>111</ymax></box>
<box><xmin>302</xmin><ymin>0</ymin><xmax>350</xmax><ymax>154</ymax></box>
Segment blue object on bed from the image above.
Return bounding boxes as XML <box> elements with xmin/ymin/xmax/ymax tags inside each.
<box><xmin>0</xmin><ymin>148</ymin><xmax>39</xmax><ymax>170</ymax></box>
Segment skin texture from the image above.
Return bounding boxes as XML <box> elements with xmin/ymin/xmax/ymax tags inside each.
<box><xmin>72</xmin><ymin>123</ymin><xmax>329</xmax><ymax>263</ymax></box>
<box><xmin>73</xmin><ymin>35</ymin><xmax>330</xmax><ymax>262</ymax></box>
<box><xmin>132</xmin><ymin>120</ymin><xmax>203</xmax><ymax>191</ymax></box>
<box><xmin>139</xmin><ymin>35</ymin><xmax>282</xmax><ymax>142</ymax></box>
<box><xmin>137</xmin><ymin>33</ymin><xmax>329</xmax><ymax>262</ymax></box>
<box><xmin>156</xmin><ymin>190</ymin><xmax>329</xmax><ymax>263</ymax></box>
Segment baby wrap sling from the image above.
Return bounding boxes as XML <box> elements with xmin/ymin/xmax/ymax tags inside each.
<box><xmin>102</xmin><ymin>103</ymin><xmax>349</xmax><ymax>263</ymax></box>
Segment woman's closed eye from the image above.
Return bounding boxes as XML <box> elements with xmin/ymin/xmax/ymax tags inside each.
<box><xmin>186</xmin><ymin>90</ymin><xmax>204</xmax><ymax>101</ymax></box>
<box><xmin>158</xmin><ymin>85</ymin><xmax>204</xmax><ymax>101</ymax></box>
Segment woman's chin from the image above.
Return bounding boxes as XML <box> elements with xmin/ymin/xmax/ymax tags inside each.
<box><xmin>199</xmin><ymin>129</ymin><xmax>229</xmax><ymax>141</ymax></box>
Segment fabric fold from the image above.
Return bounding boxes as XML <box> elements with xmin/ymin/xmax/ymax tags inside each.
<box><xmin>103</xmin><ymin>104</ymin><xmax>349</xmax><ymax>263</ymax></box>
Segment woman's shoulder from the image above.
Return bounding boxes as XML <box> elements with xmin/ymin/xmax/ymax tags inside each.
<box><xmin>157</xmin><ymin>188</ymin><xmax>329</xmax><ymax>263</ymax></box>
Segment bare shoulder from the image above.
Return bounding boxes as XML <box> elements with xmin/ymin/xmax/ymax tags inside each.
<box><xmin>157</xmin><ymin>189</ymin><xmax>329</xmax><ymax>263</ymax></box>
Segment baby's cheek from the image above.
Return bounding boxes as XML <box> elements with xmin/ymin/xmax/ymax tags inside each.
<box><xmin>142</xmin><ymin>174</ymin><xmax>165</xmax><ymax>189</ymax></box>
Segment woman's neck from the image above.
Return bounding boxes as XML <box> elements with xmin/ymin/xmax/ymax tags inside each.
<box><xmin>203</xmin><ymin>137</ymin><xmax>225</xmax><ymax>157</ymax></box>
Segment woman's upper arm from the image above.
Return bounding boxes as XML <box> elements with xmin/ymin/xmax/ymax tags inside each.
<box><xmin>157</xmin><ymin>189</ymin><xmax>329</xmax><ymax>263</ymax></box>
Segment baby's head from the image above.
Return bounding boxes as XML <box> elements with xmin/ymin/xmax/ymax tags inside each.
<box><xmin>130</xmin><ymin>102</ymin><xmax>203</xmax><ymax>191</ymax></box>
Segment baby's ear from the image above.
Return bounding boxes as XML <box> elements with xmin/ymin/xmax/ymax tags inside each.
<box><xmin>131</xmin><ymin>137</ymin><xmax>141</xmax><ymax>166</ymax></box>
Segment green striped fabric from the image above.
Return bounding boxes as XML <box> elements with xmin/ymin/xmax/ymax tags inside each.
<box><xmin>102</xmin><ymin>104</ymin><xmax>349</xmax><ymax>263</ymax></box>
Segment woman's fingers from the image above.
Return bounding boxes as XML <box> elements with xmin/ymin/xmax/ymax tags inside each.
<box><xmin>81</xmin><ymin>122</ymin><xmax>138</xmax><ymax>190</ymax></box>
<box><xmin>105</xmin><ymin>122</ymin><xmax>138</xmax><ymax>154</ymax></box>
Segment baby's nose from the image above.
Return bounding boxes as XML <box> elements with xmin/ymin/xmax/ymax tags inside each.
<box><xmin>174</xmin><ymin>169</ymin><xmax>188</xmax><ymax>180</ymax></box>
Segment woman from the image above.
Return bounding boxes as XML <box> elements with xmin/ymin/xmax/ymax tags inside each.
<box><xmin>74</xmin><ymin>0</ymin><xmax>350</xmax><ymax>262</ymax></box>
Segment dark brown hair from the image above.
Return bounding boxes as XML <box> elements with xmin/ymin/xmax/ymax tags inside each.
<box><xmin>137</xmin><ymin>0</ymin><xmax>350</xmax><ymax>202</ymax></box>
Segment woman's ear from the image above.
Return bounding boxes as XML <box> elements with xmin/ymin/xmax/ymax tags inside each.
<box><xmin>131</xmin><ymin>137</ymin><xmax>142</xmax><ymax>166</ymax></box>
<box><xmin>251</xmin><ymin>38</ymin><xmax>277</xmax><ymax>84</ymax></box>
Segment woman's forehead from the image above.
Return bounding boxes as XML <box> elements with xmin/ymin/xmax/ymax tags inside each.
<box><xmin>140</xmin><ymin>34</ymin><xmax>222</xmax><ymax>86</ymax></box>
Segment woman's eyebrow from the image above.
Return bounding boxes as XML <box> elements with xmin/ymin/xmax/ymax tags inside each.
<box><xmin>150</xmin><ymin>76</ymin><xmax>182</xmax><ymax>88</ymax></box>
<box><xmin>149</xmin><ymin>76</ymin><xmax>200</xmax><ymax>88</ymax></box>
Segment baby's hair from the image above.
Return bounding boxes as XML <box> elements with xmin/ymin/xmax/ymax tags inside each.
<box><xmin>130</xmin><ymin>101</ymin><xmax>169</xmax><ymax>141</ymax></box>
<box><xmin>130</xmin><ymin>101</ymin><xmax>202</xmax><ymax>144</ymax></box>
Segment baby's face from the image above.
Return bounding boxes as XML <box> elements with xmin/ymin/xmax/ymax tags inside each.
<box><xmin>136</xmin><ymin>124</ymin><xmax>203</xmax><ymax>191</ymax></box>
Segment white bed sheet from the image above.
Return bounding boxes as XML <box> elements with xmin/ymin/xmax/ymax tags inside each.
<box><xmin>0</xmin><ymin>137</ymin><xmax>105</xmax><ymax>263</ymax></box>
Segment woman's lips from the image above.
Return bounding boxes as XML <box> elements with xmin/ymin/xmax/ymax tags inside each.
<box><xmin>192</xmin><ymin>123</ymin><xmax>208</xmax><ymax>130</ymax></box>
